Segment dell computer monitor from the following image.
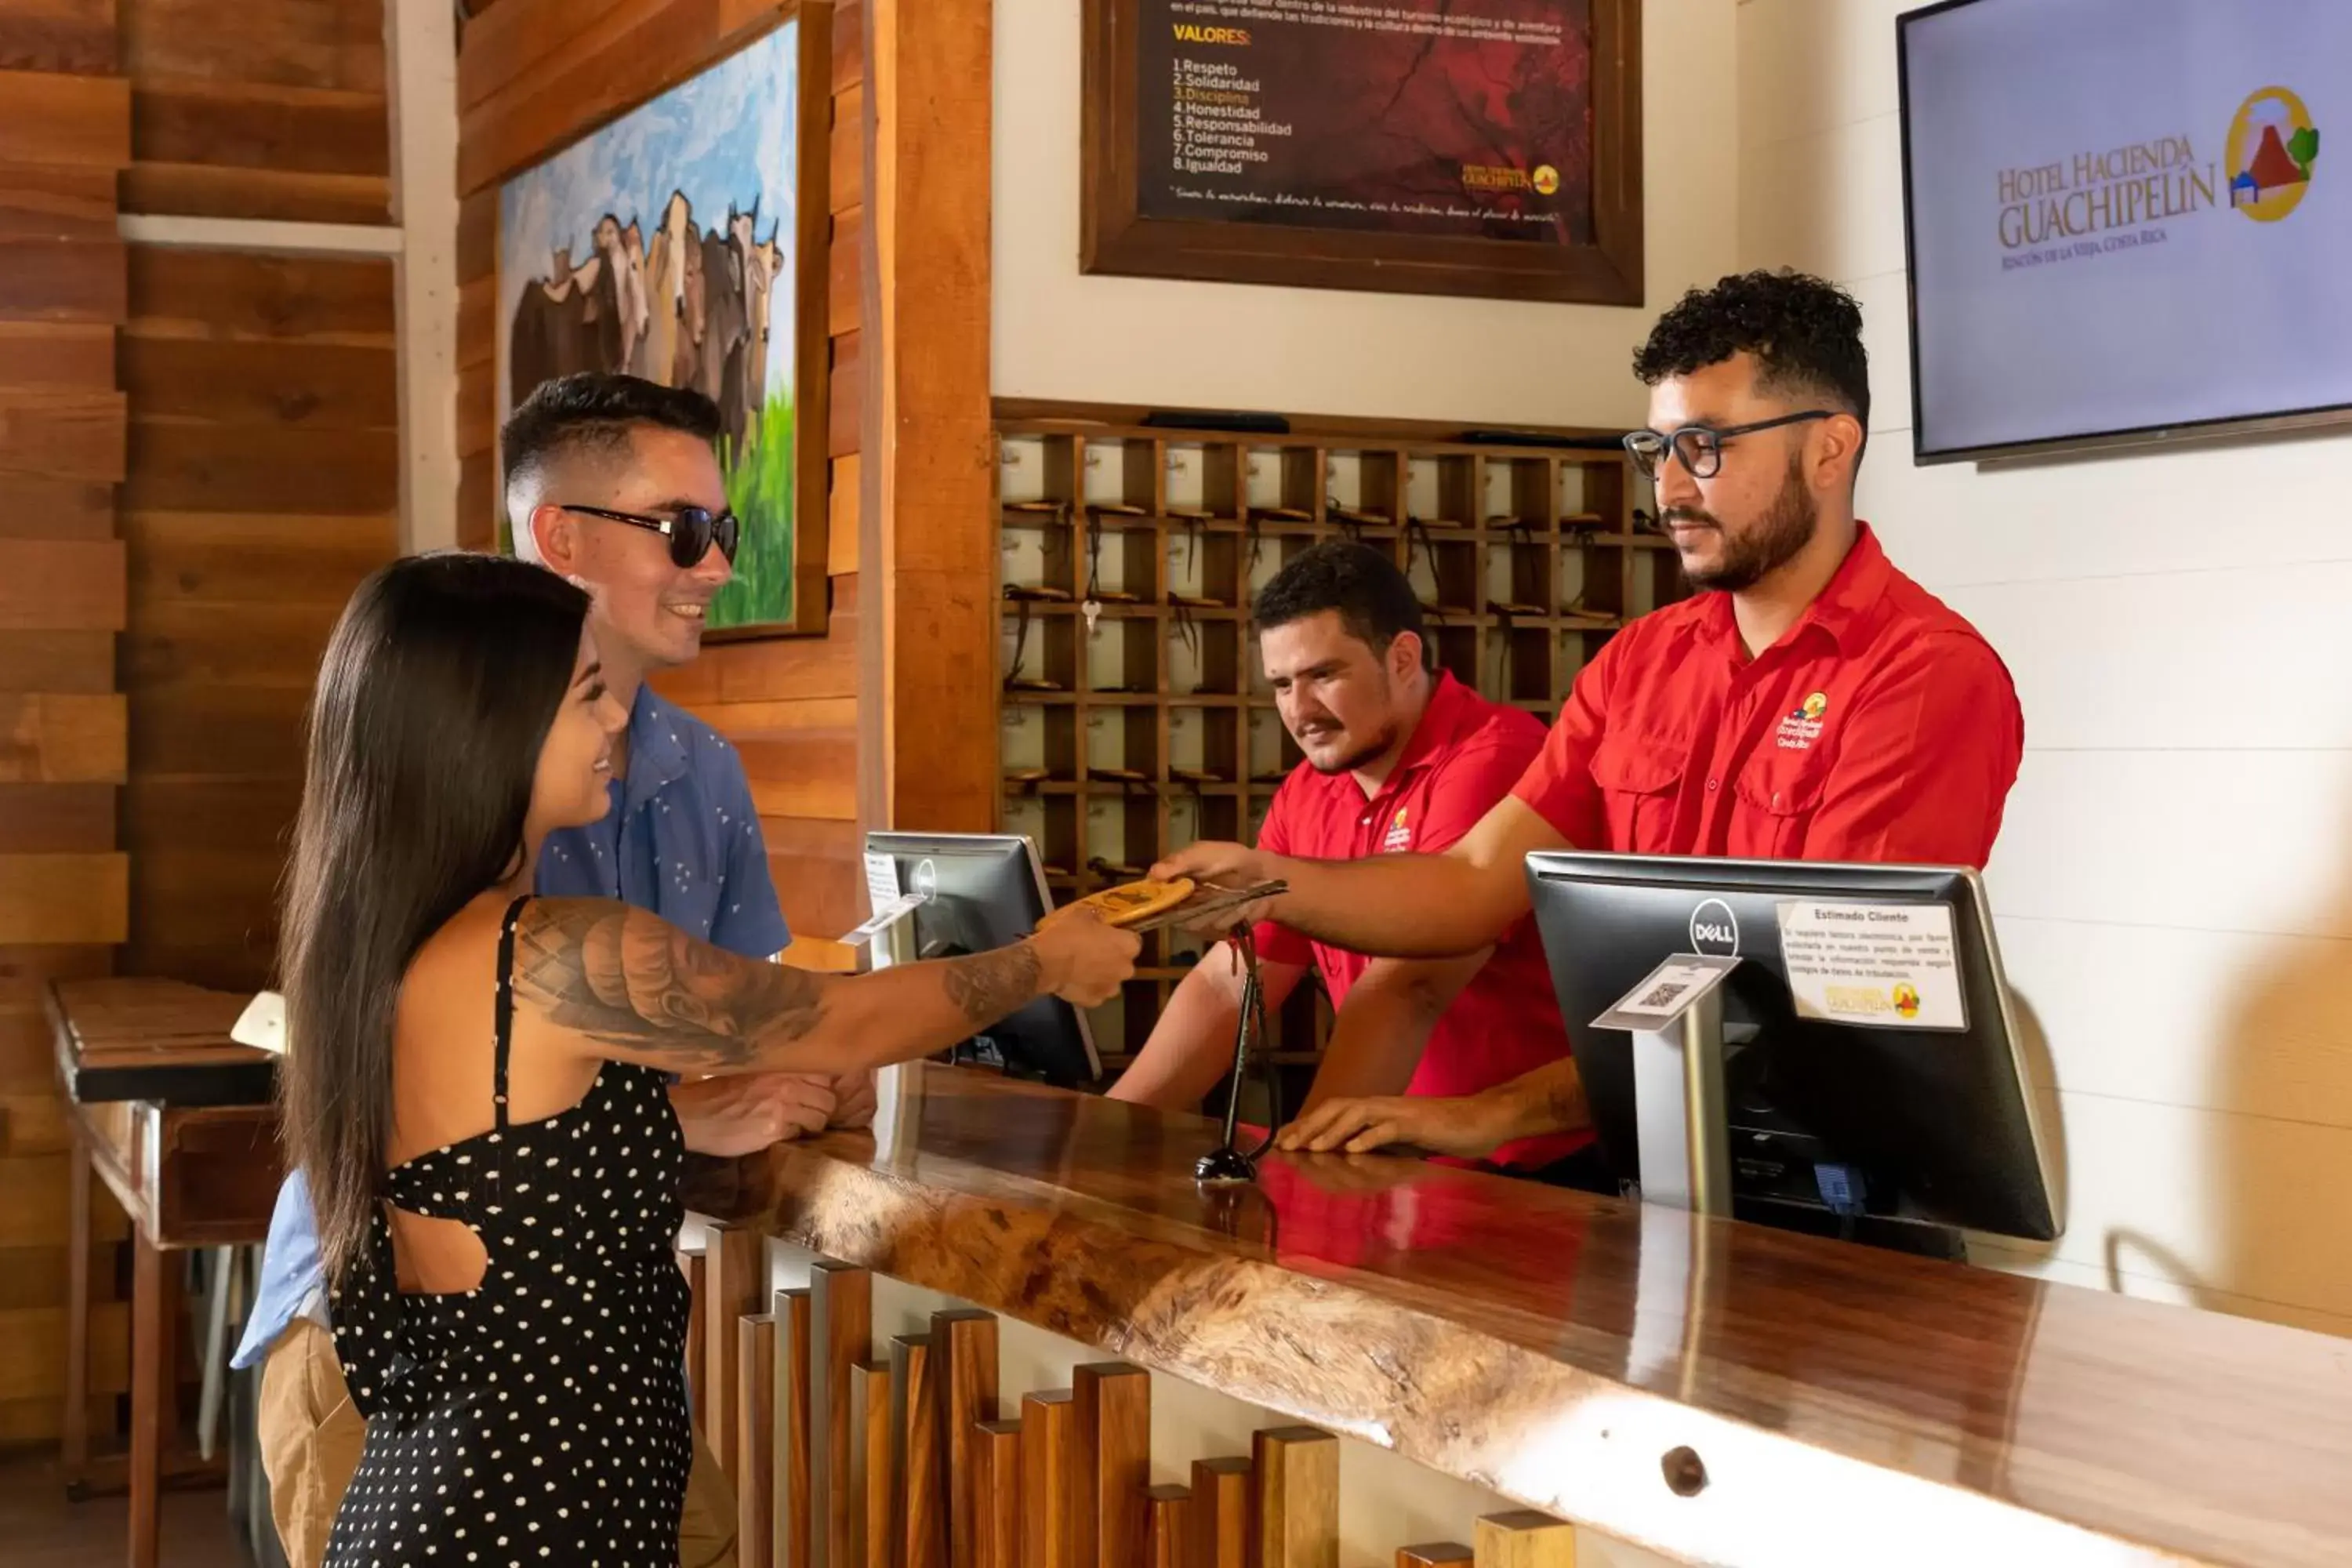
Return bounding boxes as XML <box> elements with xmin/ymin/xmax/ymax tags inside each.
<box><xmin>862</xmin><ymin>832</ymin><xmax>1101</xmax><ymax>1087</ymax></box>
<box><xmin>1525</xmin><ymin>853</ymin><xmax>2060</xmax><ymax>1247</ymax></box>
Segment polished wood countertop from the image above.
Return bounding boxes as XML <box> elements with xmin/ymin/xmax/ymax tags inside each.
<box><xmin>687</xmin><ymin>1065</ymin><xmax>2352</xmax><ymax>1568</ymax></box>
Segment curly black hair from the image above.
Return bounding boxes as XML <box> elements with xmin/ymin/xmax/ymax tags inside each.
<box><xmin>1254</xmin><ymin>540</ymin><xmax>1433</xmax><ymax>673</ymax></box>
<box><xmin>1632</xmin><ymin>269</ymin><xmax>1870</xmax><ymax>433</ymax></box>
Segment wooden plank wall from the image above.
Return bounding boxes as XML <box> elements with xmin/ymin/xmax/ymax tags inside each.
<box><xmin>454</xmin><ymin>0</ymin><xmax>868</xmax><ymax>942</ymax></box>
<box><xmin>0</xmin><ymin>0</ymin><xmax>136</xmax><ymax>1446</ymax></box>
<box><xmin>118</xmin><ymin>0</ymin><xmax>391</xmax><ymax>224</ymax></box>
<box><xmin>119</xmin><ymin>245</ymin><xmax>399</xmax><ymax>986</ymax></box>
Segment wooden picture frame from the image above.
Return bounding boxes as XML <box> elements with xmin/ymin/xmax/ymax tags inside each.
<box><xmin>492</xmin><ymin>2</ymin><xmax>832</xmax><ymax>638</ymax></box>
<box><xmin>1080</xmin><ymin>0</ymin><xmax>1642</xmax><ymax>305</ymax></box>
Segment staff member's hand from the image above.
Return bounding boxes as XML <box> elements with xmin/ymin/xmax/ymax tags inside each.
<box><xmin>1149</xmin><ymin>841</ymin><xmax>1283</xmax><ymax>931</ymax></box>
<box><xmin>1028</xmin><ymin>909</ymin><xmax>1142</xmax><ymax>1006</ymax></box>
<box><xmin>1276</xmin><ymin>1091</ymin><xmax>1510</xmax><ymax>1162</ymax></box>
<box><xmin>670</xmin><ymin>1073</ymin><xmax>838</xmax><ymax>1156</ymax></box>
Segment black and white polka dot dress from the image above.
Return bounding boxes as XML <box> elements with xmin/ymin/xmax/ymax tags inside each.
<box><xmin>325</xmin><ymin>897</ymin><xmax>693</xmax><ymax>1566</ymax></box>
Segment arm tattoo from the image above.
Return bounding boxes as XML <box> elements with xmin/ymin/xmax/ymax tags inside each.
<box><xmin>513</xmin><ymin>899</ymin><xmax>825</xmax><ymax>1069</ymax></box>
<box><xmin>941</xmin><ymin>942</ymin><xmax>1043</xmax><ymax>1028</ymax></box>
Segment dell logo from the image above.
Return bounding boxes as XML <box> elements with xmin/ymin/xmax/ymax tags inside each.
<box><xmin>913</xmin><ymin>859</ymin><xmax>938</xmax><ymax>900</ymax></box>
<box><xmin>1689</xmin><ymin>898</ymin><xmax>1740</xmax><ymax>956</ymax></box>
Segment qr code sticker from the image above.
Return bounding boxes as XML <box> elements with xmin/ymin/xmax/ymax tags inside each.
<box><xmin>1637</xmin><ymin>980</ymin><xmax>1687</xmax><ymax>1010</ymax></box>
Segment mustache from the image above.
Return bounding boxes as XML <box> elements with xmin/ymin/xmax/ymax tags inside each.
<box><xmin>1661</xmin><ymin>506</ymin><xmax>1720</xmax><ymax>530</ymax></box>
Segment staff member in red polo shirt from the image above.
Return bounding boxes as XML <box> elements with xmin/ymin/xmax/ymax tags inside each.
<box><xmin>1109</xmin><ymin>541</ymin><xmax>1603</xmax><ymax>1187</ymax></box>
<box><xmin>1156</xmin><ymin>268</ymin><xmax>2025</xmax><ymax>1163</ymax></box>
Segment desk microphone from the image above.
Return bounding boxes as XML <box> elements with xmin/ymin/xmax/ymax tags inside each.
<box><xmin>1195</xmin><ymin>927</ymin><xmax>1278</xmax><ymax>1185</ymax></box>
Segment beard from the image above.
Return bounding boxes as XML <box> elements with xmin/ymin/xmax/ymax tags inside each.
<box><xmin>1306</xmin><ymin>720</ymin><xmax>1403</xmax><ymax>775</ymax></box>
<box><xmin>1665</xmin><ymin>455</ymin><xmax>1817</xmax><ymax>593</ymax></box>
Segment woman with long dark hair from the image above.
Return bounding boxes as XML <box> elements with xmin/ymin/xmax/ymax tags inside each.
<box><xmin>281</xmin><ymin>553</ymin><xmax>1135</xmax><ymax>1566</ymax></box>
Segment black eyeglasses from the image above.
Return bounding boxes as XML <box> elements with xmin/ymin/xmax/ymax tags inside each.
<box><xmin>1622</xmin><ymin>411</ymin><xmax>1834</xmax><ymax>481</ymax></box>
<box><xmin>561</xmin><ymin>503</ymin><xmax>739</xmax><ymax>567</ymax></box>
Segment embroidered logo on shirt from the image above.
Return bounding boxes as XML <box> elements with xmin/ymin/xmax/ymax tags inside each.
<box><xmin>1777</xmin><ymin>690</ymin><xmax>1831</xmax><ymax>751</ymax></box>
<box><xmin>1381</xmin><ymin>805</ymin><xmax>1413</xmax><ymax>852</ymax></box>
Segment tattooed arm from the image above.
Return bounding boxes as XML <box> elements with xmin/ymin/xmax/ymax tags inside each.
<box><xmin>510</xmin><ymin>898</ymin><xmax>1138</xmax><ymax>1076</ymax></box>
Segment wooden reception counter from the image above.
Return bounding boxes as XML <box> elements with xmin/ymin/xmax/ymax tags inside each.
<box><xmin>683</xmin><ymin>1064</ymin><xmax>2352</xmax><ymax>1568</ymax></box>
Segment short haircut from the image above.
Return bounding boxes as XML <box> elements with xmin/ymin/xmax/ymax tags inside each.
<box><xmin>500</xmin><ymin>373</ymin><xmax>723</xmax><ymax>557</ymax></box>
<box><xmin>1632</xmin><ymin>268</ymin><xmax>1871</xmax><ymax>437</ymax></box>
<box><xmin>1253</xmin><ymin>540</ymin><xmax>1432</xmax><ymax>672</ymax></box>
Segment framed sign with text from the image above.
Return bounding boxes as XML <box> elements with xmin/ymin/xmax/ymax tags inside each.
<box><xmin>1081</xmin><ymin>0</ymin><xmax>1642</xmax><ymax>303</ymax></box>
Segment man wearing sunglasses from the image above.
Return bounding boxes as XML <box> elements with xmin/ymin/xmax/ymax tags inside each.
<box><xmin>1155</xmin><ymin>269</ymin><xmax>2024</xmax><ymax>1164</ymax></box>
<box><xmin>239</xmin><ymin>373</ymin><xmax>851</xmax><ymax>1568</ymax></box>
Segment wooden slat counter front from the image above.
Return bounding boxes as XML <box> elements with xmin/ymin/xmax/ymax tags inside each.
<box><xmin>685</xmin><ymin>1065</ymin><xmax>2352</xmax><ymax>1568</ymax></box>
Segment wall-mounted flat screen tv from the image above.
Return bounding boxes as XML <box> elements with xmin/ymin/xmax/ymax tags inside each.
<box><xmin>1899</xmin><ymin>0</ymin><xmax>2347</xmax><ymax>463</ymax></box>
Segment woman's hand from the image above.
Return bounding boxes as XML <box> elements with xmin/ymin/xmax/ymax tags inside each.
<box><xmin>1027</xmin><ymin>909</ymin><xmax>1142</xmax><ymax>1006</ymax></box>
<box><xmin>668</xmin><ymin>1073</ymin><xmax>837</xmax><ymax>1156</ymax></box>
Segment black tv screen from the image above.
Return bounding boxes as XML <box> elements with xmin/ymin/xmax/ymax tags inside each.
<box><xmin>1898</xmin><ymin>0</ymin><xmax>2347</xmax><ymax>463</ymax></box>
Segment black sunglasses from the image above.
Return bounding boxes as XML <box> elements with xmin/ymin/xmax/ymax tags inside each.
<box><xmin>1622</xmin><ymin>410</ymin><xmax>1834</xmax><ymax>481</ymax></box>
<box><xmin>561</xmin><ymin>503</ymin><xmax>739</xmax><ymax>567</ymax></box>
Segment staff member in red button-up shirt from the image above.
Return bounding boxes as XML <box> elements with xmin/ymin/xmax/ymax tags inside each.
<box><xmin>1157</xmin><ymin>269</ymin><xmax>2025</xmax><ymax>1163</ymax></box>
<box><xmin>1111</xmin><ymin>541</ymin><xmax>1602</xmax><ymax>1185</ymax></box>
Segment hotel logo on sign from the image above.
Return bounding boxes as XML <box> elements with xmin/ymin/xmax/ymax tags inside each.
<box><xmin>2224</xmin><ymin>86</ymin><xmax>2321</xmax><ymax>223</ymax></box>
<box><xmin>1994</xmin><ymin>84</ymin><xmax>2321</xmax><ymax>272</ymax></box>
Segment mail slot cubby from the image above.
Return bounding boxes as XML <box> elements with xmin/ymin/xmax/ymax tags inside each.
<box><xmin>1006</xmin><ymin>793</ymin><xmax>1076</xmax><ymax>886</ymax></box>
<box><xmin>1167</xmin><ymin>705</ymin><xmax>1241</xmax><ymax>787</ymax></box>
<box><xmin>1486</xmin><ymin>534</ymin><xmax>1553</xmax><ymax>618</ymax></box>
<box><xmin>1430</xmin><ymin>620</ymin><xmax>1479</xmax><ymax>691</ymax></box>
<box><xmin>1243</xmin><ymin>445</ymin><xmax>1321</xmax><ymax>520</ymax></box>
<box><xmin>996</xmin><ymin>407</ymin><xmax>1675</xmax><ymax>1096</ymax></box>
<box><xmin>1000</xmin><ymin>520</ymin><xmax>1079</xmax><ymax>601</ymax></box>
<box><xmin>1083</xmin><ymin>610</ymin><xmax>1162</xmax><ymax>695</ymax></box>
<box><xmin>1407</xmin><ymin>531</ymin><xmax>1479</xmax><ymax>616</ymax></box>
<box><xmin>1169</xmin><ymin>613</ymin><xmax>1240</xmax><ymax>697</ymax></box>
<box><xmin>1165</xmin><ymin>521</ymin><xmax>1242</xmax><ymax>608</ymax></box>
<box><xmin>1082</xmin><ymin>792</ymin><xmax>1161</xmax><ymax>881</ymax></box>
<box><xmin>1566</xmin><ymin>539</ymin><xmax>1632</xmax><ymax>622</ymax></box>
<box><xmin>1079</xmin><ymin>436</ymin><xmax>1160</xmax><ymax>512</ymax></box>
<box><xmin>1000</xmin><ymin>600</ymin><xmax>1077</xmax><ymax>692</ymax></box>
<box><xmin>1083</xmin><ymin>705</ymin><xmax>1160</xmax><ymax>785</ymax></box>
<box><xmin>1406</xmin><ymin>452</ymin><xmax>1478</xmax><ymax>528</ymax></box>
<box><xmin>1246</xmin><ymin>705</ymin><xmax>1298</xmax><ymax>784</ymax></box>
<box><xmin>1324</xmin><ymin>447</ymin><xmax>1403</xmax><ymax>526</ymax></box>
<box><xmin>1080</xmin><ymin>510</ymin><xmax>1160</xmax><ymax>604</ymax></box>
<box><xmin>1484</xmin><ymin>455</ymin><xmax>1555</xmax><ymax>528</ymax></box>
<box><xmin>1504</xmin><ymin>624</ymin><xmax>1554</xmax><ymax>704</ymax></box>
<box><xmin>999</xmin><ymin>702</ymin><xmax>1078</xmax><ymax>780</ymax></box>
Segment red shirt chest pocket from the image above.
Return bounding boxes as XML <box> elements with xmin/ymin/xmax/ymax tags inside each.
<box><xmin>1733</xmin><ymin>746</ymin><xmax>1834</xmax><ymax>858</ymax></box>
<box><xmin>1588</xmin><ymin>735</ymin><xmax>1686</xmax><ymax>854</ymax></box>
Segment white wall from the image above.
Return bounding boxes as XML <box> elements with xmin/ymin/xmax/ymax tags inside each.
<box><xmin>993</xmin><ymin>0</ymin><xmax>1741</xmax><ymax>431</ymax></box>
<box><xmin>1740</xmin><ymin>0</ymin><xmax>2352</xmax><ymax>1338</ymax></box>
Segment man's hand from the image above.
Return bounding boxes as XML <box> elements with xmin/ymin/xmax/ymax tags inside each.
<box><xmin>668</xmin><ymin>1073</ymin><xmax>837</xmax><ymax>1157</ymax></box>
<box><xmin>1148</xmin><ymin>841</ymin><xmax>1284</xmax><ymax>931</ymax></box>
<box><xmin>1275</xmin><ymin>1091</ymin><xmax>1514</xmax><ymax>1161</ymax></box>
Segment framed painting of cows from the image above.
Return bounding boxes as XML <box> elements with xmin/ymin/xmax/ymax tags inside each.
<box><xmin>497</xmin><ymin>10</ymin><xmax>831</xmax><ymax>637</ymax></box>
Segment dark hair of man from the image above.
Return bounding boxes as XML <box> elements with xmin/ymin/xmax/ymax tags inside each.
<box><xmin>500</xmin><ymin>372</ymin><xmax>723</xmax><ymax>503</ymax></box>
<box><xmin>1632</xmin><ymin>269</ymin><xmax>1871</xmax><ymax>465</ymax></box>
<box><xmin>1253</xmin><ymin>540</ymin><xmax>1433</xmax><ymax>673</ymax></box>
<box><xmin>279</xmin><ymin>552</ymin><xmax>590</xmax><ymax>1285</ymax></box>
